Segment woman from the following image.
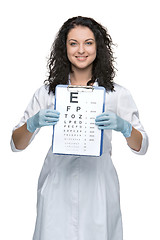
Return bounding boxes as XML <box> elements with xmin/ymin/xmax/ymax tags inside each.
<box><xmin>11</xmin><ymin>16</ymin><xmax>148</xmax><ymax>240</ymax></box>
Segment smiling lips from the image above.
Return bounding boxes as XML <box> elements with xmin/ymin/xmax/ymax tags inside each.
<box><xmin>76</xmin><ymin>56</ymin><xmax>88</xmax><ymax>61</ymax></box>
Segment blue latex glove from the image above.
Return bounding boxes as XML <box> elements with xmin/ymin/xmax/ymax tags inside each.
<box><xmin>27</xmin><ymin>109</ymin><xmax>60</xmax><ymax>133</ymax></box>
<box><xmin>95</xmin><ymin>111</ymin><xmax>132</xmax><ymax>138</ymax></box>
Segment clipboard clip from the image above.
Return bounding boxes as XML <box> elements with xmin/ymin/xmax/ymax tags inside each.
<box><xmin>67</xmin><ymin>85</ymin><xmax>94</xmax><ymax>92</ymax></box>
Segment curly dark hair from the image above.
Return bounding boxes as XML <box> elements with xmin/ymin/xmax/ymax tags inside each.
<box><xmin>45</xmin><ymin>16</ymin><xmax>116</xmax><ymax>94</ymax></box>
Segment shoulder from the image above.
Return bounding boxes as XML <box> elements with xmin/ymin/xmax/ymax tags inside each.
<box><xmin>32</xmin><ymin>84</ymin><xmax>55</xmax><ymax>109</ymax></box>
<box><xmin>34</xmin><ymin>84</ymin><xmax>50</xmax><ymax>97</ymax></box>
<box><xmin>107</xmin><ymin>83</ymin><xmax>131</xmax><ymax>99</ymax></box>
<box><xmin>108</xmin><ymin>82</ymin><xmax>133</xmax><ymax>101</ymax></box>
<box><xmin>112</xmin><ymin>83</ymin><xmax>131</xmax><ymax>95</ymax></box>
<box><xmin>113</xmin><ymin>83</ymin><xmax>138</xmax><ymax>111</ymax></box>
<box><xmin>33</xmin><ymin>84</ymin><xmax>54</xmax><ymax>99</ymax></box>
<box><xmin>105</xmin><ymin>83</ymin><xmax>134</xmax><ymax>112</ymax></box>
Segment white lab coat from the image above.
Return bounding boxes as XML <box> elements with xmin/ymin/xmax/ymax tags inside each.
<box><xmin>11</xmin><ymin>83</ymin><xmax>148</xmax><ymax>240</ymax></box>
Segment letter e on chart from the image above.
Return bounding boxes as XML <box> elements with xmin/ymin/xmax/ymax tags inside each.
<box><xmin>70</xmin><ymin>92</ymin><xmax>78</xmax><ymax>103</ymax></box>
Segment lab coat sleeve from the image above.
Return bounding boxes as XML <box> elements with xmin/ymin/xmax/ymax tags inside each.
<box><xmin>11</xmin><ymin>85</ymin><xmax>53</xmax><ymax>152</ymax></box>
<box><xmin>116</xmin><ymin>87</ymin><xmax>149</xmax><ymax>155</ymax></box>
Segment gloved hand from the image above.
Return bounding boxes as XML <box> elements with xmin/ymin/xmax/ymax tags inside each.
<box><xmin>27</xmin><ymin>109</ymin><xmax>60</xmax><ymax>133</ymax></box>
<box><xmin>95</xmin><ymin>111</ymin><xmax>132</xmax><ymax>138</ymax></box>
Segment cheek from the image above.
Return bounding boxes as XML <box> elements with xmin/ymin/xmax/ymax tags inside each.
<box><xmin>90</xmin><ymin>45</ymin><xmax>96</xmax><ymax>54</ymax></box>
<box><xmin>67</xmin><ymin>47</ymin><xmax>75</xmax><ymax>60</ymax></box>
<box><xmin>90</xmin><ymin>47</ymin><xmax>97</xmax><ymax>59</ymax></box>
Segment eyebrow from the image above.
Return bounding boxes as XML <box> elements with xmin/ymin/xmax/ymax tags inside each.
<box><xmin>68</xmin><ymin>38</ymin><xmax>95</xmax><ymax>42</ymax></box>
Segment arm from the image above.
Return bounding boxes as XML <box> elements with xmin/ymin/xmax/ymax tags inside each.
<box><xmin>12</xmin><ymin>109</ymin><xmax>60</xmax><ymax>151</ymax></box>
<box><xmin>12</xmin><ymin>123</ymin><xmax>33</xmax><ymax>150</ymax></box>
<box><xmin>95</xmin><ymin>87</ymin><xmax>148</xmax><ymax>155</ymax></box>
<box><xmin>126</xmin><ymin>126</ymin><xmax>142</xmax><ymax>152</ymax></box>
<box><xmin>116</xmin><ymin>87</ymin><xmax>148</xmax><ymax>154</ymax></box>
<box><xmin>95</xmin><ymin>111</ymin><xmax>144</xmax><ymax>153</ymax></box>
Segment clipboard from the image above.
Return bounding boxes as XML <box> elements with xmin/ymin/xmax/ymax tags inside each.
<box><xmin>52</xmin><ymin>84</ymin><xmax>106</xmax><ymax>156</ymax></box>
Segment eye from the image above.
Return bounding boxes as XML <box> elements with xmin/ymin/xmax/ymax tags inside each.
<box><xmin>70</xmin><ymin>42</ymin><xmax>77</xmax><ymax>46</ymax></box>
<box><xmin>85</xmin><ymin>41</ymin><xmax>93</xmax><ymax>45</ymax></box>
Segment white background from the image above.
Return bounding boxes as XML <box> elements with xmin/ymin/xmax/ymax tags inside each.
<box><xmin>0</xmin><ymin>0</ymin><xmax>159</xmax><ymax>239</ymax></box>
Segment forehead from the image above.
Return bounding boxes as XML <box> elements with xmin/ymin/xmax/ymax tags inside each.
<box><xmin>67</xmin><ymin>25</ymin><xmax>95</xmax><ymax>40</ymax></box>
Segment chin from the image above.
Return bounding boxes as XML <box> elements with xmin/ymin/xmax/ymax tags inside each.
<box><xmin>74</xmin><ymin>62</ymin><xmax>93</xmax><ymax>70</ymax></box>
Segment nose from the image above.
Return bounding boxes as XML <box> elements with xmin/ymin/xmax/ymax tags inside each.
<box><xmin>78</xmin><ymin>44</ymin><xmax>85</xmax><ymax>54</ymax></box>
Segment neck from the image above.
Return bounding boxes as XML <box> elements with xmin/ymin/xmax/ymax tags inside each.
<box><xmin>70</xmin><ymin>66</ymin><xmax>92</xmax><ymax>86</ymax></box>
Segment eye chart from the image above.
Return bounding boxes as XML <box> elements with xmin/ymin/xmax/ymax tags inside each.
<box><xmin>52</xmin><ymin>85</ymin><xmax>105</xmax><ymax>156</ymax></box>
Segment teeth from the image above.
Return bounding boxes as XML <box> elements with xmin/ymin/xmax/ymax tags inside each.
<box><xmin>76</xmin><ymin>56</ymin><xmax>87</xmax><ymax>59</ymax></box>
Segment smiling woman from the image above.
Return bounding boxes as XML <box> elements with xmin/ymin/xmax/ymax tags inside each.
<box><xmin>11</xmin><ymin>16</ymin><xmax>148</xmax><ymax>240</ymax></box>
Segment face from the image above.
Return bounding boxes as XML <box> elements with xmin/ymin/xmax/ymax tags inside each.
<box><xmin>66</xmin><ymin>26</ymin><xmax>97</xmax><ymax>71</ymax></box>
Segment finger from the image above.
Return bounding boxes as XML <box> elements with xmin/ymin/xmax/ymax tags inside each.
<box><xmin>96</xmin><ymin>118</ymin><xmax>112</xmax><ymax>125</ymax></box>
<box><xmin>95</xmin><ymin>116</ymin><xmax>110</xmax><ymax>123</ymax></box>
<box><xmin>98</xmin><ymin>124</ymin><xmax>112</xmax><ymax>130</ymax></box>
<box><xmin>44</xmin><ymin>117</ymin><xmax>59</xmax><ymax>122</ymax></box>
<box><xmin>46</xmin><ymin>109</ymin><xmax>60</xmax><ymax>115</ymax></box>
<box><xmin>95</xmin><ymin>112</ymin><xmax>108</xmax><ymax>119</ymax></box>
<box><xmin>95</xmin><ymin>113</ymin><xmax>112</xmax><ymax>121</ymax></box>
<box><xmin>95</xmin><ymin>121</ymin><xmax>111</xmax><ymax>127</ymax></box>
<box><xmin>45</xmin><ymin>112</ymin><xmax>60</xmax><ymax>118</ymax></box>
<box><xmin>95</xmin><ymin>121</ymin><xmax>108</xmax><ymax>126</ymax></box>
<box><xmin>45</xmin><ymin>121</ymin><xmax>59</xmax><ymax>126</ymax></box>
<box><xmin>95</xmin><ymin>117</ymin><xmax>110</xmax><ymax>124</ymax></box>
<box><xmin>96</xmin><ymin>110</ymin><xmax>114</xmax><ymax>117</ymax></box>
